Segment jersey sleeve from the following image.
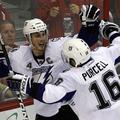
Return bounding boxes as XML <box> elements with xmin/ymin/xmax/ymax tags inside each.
<box><xmin>30</xmin><ymin>71</ymin><xmax>77</xmax><ymax>104</ymax></box>
<box><xmin>8</xmin><ymin>46</ymin><xmax>29</xmax><ymax>75</ymax></box>
<box><xmin>45</xmin><ymin>36</ymin><xmax>72</xmax><ymax>63</ymax></box>
<box><xmin>107</xmin><ymin>36</ymin><xmax>120</xmax><ymax>62</ymax></box>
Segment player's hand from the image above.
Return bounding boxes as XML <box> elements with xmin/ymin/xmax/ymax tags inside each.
<box><xmin>50</xmin><ymin>6</ymin><xmax>59</xmax><ymax>17</ymax></box>
<box><xmin>79</xmin><ymin>4</ymin><xmax>100</xmax><ymax>27</ymax></box>
<box><xmin>99</xmin><ymin>20</ymin><xmax>120</xmax><ymax>39</ymax></box>
<box><xmin>6</xmin><ymin>74</ymin><xmax>21</xmax><ymax>91</ymax></box>
<box><xmin>69</xmin><ymin>4</ymin><xmax>80</xmax><ymax>14</ymax></box>
<box><xmin>7</xmin><ymin>74</ymin><xmax>32</xmax><ymax>96</ymax></box>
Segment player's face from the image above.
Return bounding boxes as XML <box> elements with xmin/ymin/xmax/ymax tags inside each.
<box><xmin>31</xmin><ymin>31</ymin><xmax>48</xmax><ymax>56</ymax></box>
<box><xmin>0</xmin><ymin>23</ymin><xmax>16</xmax><ymax>47</ymax></box>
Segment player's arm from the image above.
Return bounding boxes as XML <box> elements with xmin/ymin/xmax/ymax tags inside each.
<box><xmin>6</xmin><ymin>72</ymin><xmax>76</xmax><ymax>104</ymax></box>
<box><xmin>78</xmin><ymin>4</ymin><xmax>101</xmax><ymax>48</ymax></box>
<box><xmin>99</xmin><ymin>20</ymin><xmax>120</xmax><ymax>61</ymax></box>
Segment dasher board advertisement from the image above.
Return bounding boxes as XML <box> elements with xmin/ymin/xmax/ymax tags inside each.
<box><xmin>0</xmin><ymin>104</ymin><xmax>36</xmax><ymax>120</ymax></box>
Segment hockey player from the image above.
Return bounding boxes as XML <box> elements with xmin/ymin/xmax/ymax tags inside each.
<box><xmin>8</xmin><ymin>4</ymin><xmax>100</xmax><ymax>120</ymax></box>
<box><xmin>12</xmin><ymin>20</ymin><xmax>120</xmax><ymax>120</ymax></box>
<box><xmin>8</xmin><ymin>18</ymin><xmax>78</xmax><ymax>120</ymax></box>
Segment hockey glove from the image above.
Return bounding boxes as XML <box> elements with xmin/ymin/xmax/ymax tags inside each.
<box><xmin>7</xmin><ymin>74</ymin><xmax>32</xmax><ymax>95</ymax></box>
<box><xmin>99</xmin><ymin>20</ymin><xmax>120</xmax><ymax>41</ymax></box>
<box><xmin>79</xmin><ymin>4</ymin><xmax>100</xmax><ymax>27</ymax></box>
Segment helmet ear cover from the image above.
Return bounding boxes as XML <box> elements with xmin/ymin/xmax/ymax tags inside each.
<box><xmin>69</xmin><ymin>58</ymin><xmax>76</xmax><ymax>67</ymax></box>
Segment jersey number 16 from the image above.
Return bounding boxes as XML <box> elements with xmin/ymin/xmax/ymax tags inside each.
<box><xmin>89</xmin><ymin>70</ymin><xmax>120</xmax><ymax>109</ymax></box>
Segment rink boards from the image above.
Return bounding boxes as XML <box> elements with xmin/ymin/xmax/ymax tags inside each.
<box><xmin>0</xmin><ymin>98</ymin><xmax>36</xmax><ymax>120</ymax></box>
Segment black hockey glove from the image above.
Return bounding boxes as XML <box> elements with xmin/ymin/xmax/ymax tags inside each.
<box><xmin>79</xmin><ymin>4</ymin><xmax>100</xmax><ymax>27</ymax></box>
<box><xmin>7</xmin><ymin>74</ymin><xmax>32</xmax><ymax>95</ymax></box>
<box><xmin>99</xmin><ymin>20</ymin><xmax>120</xmax><ymax>42</ymax></box>
<box><xmin>78</xmin><ymin>4</ymin><xmax>101</xmax><ymax>47</ymax></box>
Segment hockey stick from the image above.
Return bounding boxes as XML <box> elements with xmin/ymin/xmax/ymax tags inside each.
<box><xmin>0</xmin><ymin>34</ymin><xmax>29</xmax><ymax>120</ymax></box>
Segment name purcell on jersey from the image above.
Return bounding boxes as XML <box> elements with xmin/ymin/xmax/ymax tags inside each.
<box><xmin>82</xmin><ymin>61</ymin><xmax>108</xmax><ymax>81</ymax></box>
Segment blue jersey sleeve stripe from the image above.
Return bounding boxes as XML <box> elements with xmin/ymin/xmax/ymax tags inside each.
<box><xmin>115</xmin><ymin>56</ymin><xmax>120</xmax><ymax>65</ymax></box>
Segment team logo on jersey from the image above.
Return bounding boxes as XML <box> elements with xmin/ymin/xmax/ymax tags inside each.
<box><xmin>32</xmin><ymin>65</ymin><xmax>54</xmax><ymax>83</ymax></box>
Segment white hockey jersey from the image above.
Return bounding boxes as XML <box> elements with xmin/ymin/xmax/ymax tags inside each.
<box><xmin>37</xmin><ymin>36</ymin><xmax>120</xmax><ymax>120</ymax></box>
<box><xmin>8</xmin><ymin>36</ymin><xmax>71</xmax><ymax>116</ymax></box>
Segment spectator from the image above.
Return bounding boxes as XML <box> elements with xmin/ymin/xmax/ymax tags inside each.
<box><xmin>0</xmin><ymin>2</ymin><xmax>11</xmax><ymax>20</ymax></box>
<box><xmin>32</xmin><ymin>0</ymin><xmax>85</xmax><ymax>38</ymax></box>
<box><xmin>32</xmin><ymin>0</ymin><xmax>104</xmax><ymax>39</ymax></box>
<box><xmin>0</xmin><ymin>50</ymin><xmax>14</xmax><ymax>101</ymax></box>
<box><xmin>0</xmin><ymin>20</ymin><xmax>18</xmax><ymax>101</ymax></box>
<box><xmin>0</xmin><ymin>20</ymin><xmax>19</xmax><ymax>52</ymax></box>
<box><xmin>107</xmin><ymin>1</ymin><xmax>120</xmax><ymax>26</ymax></box>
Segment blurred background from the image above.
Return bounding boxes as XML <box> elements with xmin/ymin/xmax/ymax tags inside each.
<box><xmin>1</xmin><ymin>0</ymin><xmax>119</xmax><ymax>43</ymax></box>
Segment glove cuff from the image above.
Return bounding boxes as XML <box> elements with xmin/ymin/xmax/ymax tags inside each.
<box><xmin>20</xmin><ymin>75</ymin><xmax>32</xmax><ymax>96</ymax></box>
<box><xmin>99</xmin><ymin>20</ymin><xmax>120</xmax><ymax>40</ymax></box>
<box><xmin>109</xmin><ymin>32</ymin><xmax>120</xmax><ymax>43</ymax></box>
